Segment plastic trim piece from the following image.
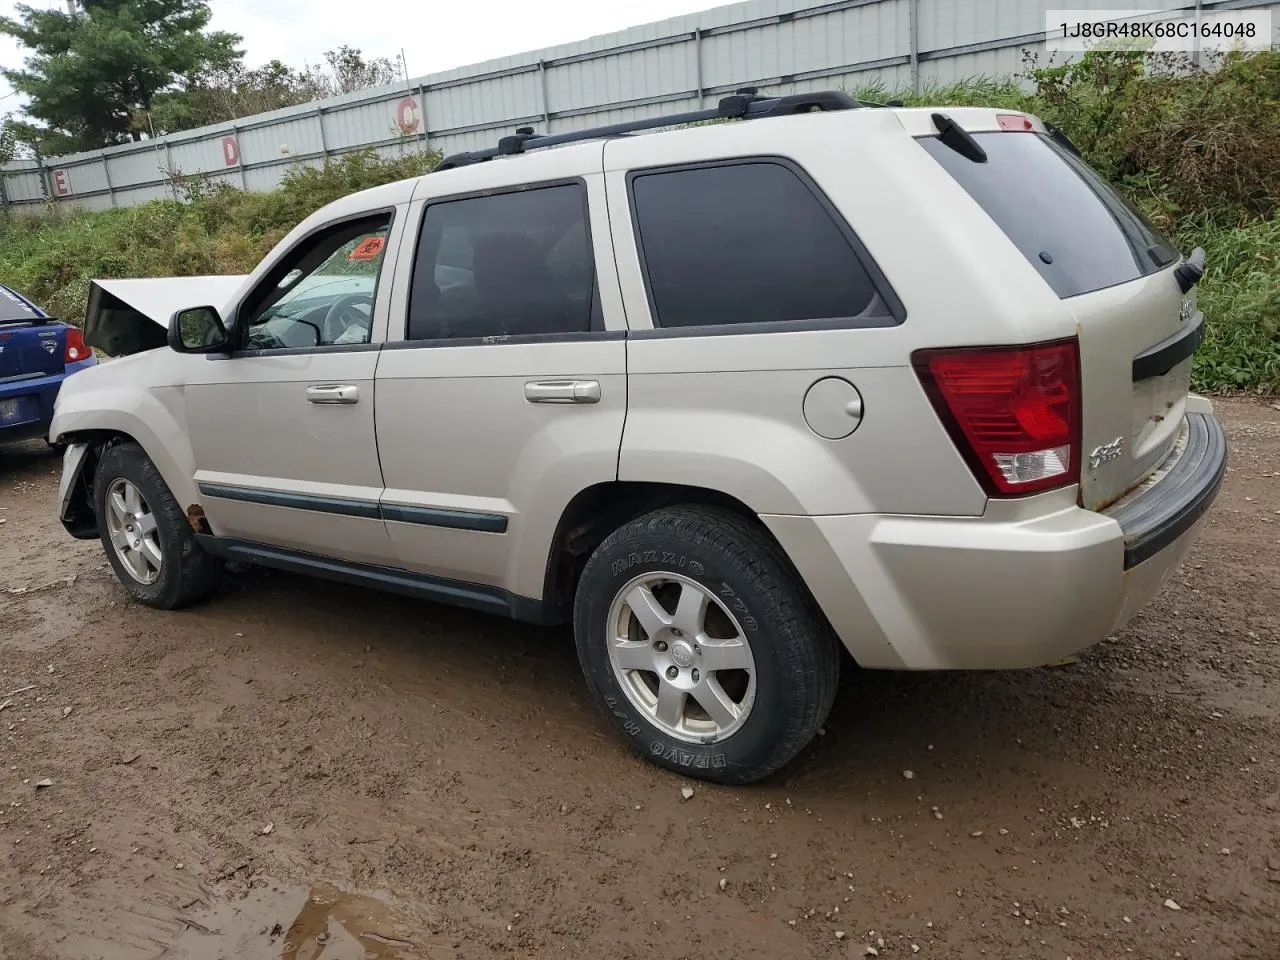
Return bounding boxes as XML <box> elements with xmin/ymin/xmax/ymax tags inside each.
<box><xmin>1106</xmin><ymin>412</ymin><xmax>1227</xmax><ymax>569</ymax></box>
<box><xmin>1132</xmin><ymin>311</ymin><xmax>1204</xmax><ymax>382</ymax></box>
<box><xmin>197</xmin><ymin>481</ymin><xmax>508</xmax><ymax>533</ymax></box>
<box><xmin>193</xmin><ymin>535</ymin><xmax>547</xmax><ymax>620</ymax></box>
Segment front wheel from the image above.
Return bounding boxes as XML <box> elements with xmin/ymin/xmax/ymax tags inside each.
<box><xmin>93</xmin><ymin>441</ymin><xmax>222</xmax><ymax>609</ymax></box>
<box><xmin>573</xmin><ymin>505</ymin><xmax>839</xmax><ymax>784</ymax></box>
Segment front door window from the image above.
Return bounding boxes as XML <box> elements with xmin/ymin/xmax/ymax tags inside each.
<box><xmin>241</xmin><ymin>216</ymin><xmax>392</xmax><ymax>351</ymax></box>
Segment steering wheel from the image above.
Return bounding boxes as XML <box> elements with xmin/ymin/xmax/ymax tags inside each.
<box><xmin>321</xmin><ymin>294</ymin><xmax>374</xmax><ymax>344</ymax></box>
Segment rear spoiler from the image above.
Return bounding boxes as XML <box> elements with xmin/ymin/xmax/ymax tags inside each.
<box><xmin>84</xmin><ymin>276</ymin><xmax>246</xmax><ymax>357</ymax></box>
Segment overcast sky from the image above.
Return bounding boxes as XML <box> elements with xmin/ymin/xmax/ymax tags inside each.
<box><xmin>2</xmin><ymin>0</ymin><xmax>720</xmax><ymax>110</ymax></box>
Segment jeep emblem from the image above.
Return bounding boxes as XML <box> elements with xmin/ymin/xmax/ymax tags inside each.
<box><xmin>1179</xmin><ymin>299</ymin><xmax>1195</xmax><ymax>325</ymax></box>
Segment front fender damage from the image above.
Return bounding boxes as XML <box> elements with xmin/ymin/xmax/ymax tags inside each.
<box><xmin>57</xmin><ymin>442</ymin><xmax>99</xmax><ymax>540</ymax></box>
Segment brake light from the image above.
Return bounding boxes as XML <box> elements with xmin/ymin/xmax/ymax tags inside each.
<box><xmin>913</xmin><ymin>339</ymin><xmax>1081</xmax><ymax>497</ymax></box>
<box><xmin>997</xmin><ymin>113</ymin><xmax>1034</xmax><ymax>131</ymax></box>
<box><xmin>64</xmin><ymin>327</ymin><xmax>90</xmax><ymax>363</ymax></box>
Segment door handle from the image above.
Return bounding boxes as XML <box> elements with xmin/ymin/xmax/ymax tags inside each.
<box><xmin>524</xmin><ymin>380</ymin><xmax>601</xmax><ymax>404</ymax></box>
<box><xmin>306</xmin><ymin>384</ymin><xmax>359</xmax><ymax>404</ymax></box>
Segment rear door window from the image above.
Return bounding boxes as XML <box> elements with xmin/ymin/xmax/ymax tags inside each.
<box><xmin>628</xmin><ymin>161</ymin><xmax>897</xmax><ymax>329</ymax></box>
<box><xmin>919</xmin><ymin>132</ymin><xmax>1177</xmax><ymax>299</ymax></box>
<box><xmin>407</xmin><ymin>182</ymin><xmax>602</xmax><ymax>341</ymax></box>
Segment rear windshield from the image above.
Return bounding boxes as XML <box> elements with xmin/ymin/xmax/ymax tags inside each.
<box><xmin>0</xmin><ymin>285</ymin><xmax>42</xmax><ymax>324</ymax></box>
<box><xmin>919</xmin><ymin>132</ymin><xmax>1178</xmax><ymax>299</ymax></box>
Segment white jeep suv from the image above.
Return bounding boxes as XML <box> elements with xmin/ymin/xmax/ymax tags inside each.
<box><xmin>51</xmin><ymin>91</ymin><xmax>1226</xmax><ymax>783</ymax></box>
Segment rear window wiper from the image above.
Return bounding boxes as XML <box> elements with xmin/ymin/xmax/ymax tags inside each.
<box><xmin>931</xmin><ymin>113</ymin><xmax>987</xmax><ymax>163</ymax></box>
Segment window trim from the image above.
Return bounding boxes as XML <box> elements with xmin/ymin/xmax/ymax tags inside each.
<box><xmin>624</xmin><ymin>156</ymin><xmax>906</xmax><ymax>335</ymax></box>
<box><xmin>226</xmin><ymin>207</ymin><xmax>398</xmax><ymax>357</ymax></box>
<box><xmin>403</xmin><ymin>176</ymin><xmax>608</xmax><ymax>346</ymax></box>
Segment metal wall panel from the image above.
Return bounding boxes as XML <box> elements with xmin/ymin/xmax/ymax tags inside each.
<box><xmin>240</xmin><ymin>116</ymin><xmax>324</xmax><ymax>165</ymax></box>
<box><xmin>5</xmin><ymin>0</ymin><xmax>1279</xmax><ymax>211</ymax></box>
<box><xmin>3</xmin><ymin>168</ymin><xmax>45</xmax><ymax>203</ymax></box>
<box><xmin>922</xmin><ymin>44</ymin><xmax>1028</xmax><ymax>85</ymax></box>
<box><xmin>111</xmin><ymin>182</ymin><xmax>173</xmax><ymax>207</ymax></box>
<box><xmin>169</xmin><ymin>134</ymin><xmax>235</xmax><ymax>177</ymax></box>
<box><xmin>106</xmin><ymin>147</ymin><xmax>172</xmax><ymax>189</ymax></box>
<box><xmin>61</xmin><ymin>159</ymin><xmax>110</xmax><ymax>195</ymax></box>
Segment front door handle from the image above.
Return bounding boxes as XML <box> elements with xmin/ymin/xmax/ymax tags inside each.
<box><xmin>306</xmin><ymin>384</ymin><xmax>359</xmax><ymax>404</ymax></box>
<box><xmin>524</xmin><ymin>379</ymin><xmax>601</xmax><ymax>404</ymax></box>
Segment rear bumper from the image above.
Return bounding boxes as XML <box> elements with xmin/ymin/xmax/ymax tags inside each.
<box><xmin>763</xmin><ymin>409</ymin><xmax>1226</xmax><ymax>670</ymax></box>
<box><xmin>0</xmin><ymin>372</ymin><xmax>63</xmax><ymax>442</ymax></box>
<box><xmin>0</xmin><ymin>358</ymin><xmax>94</xmax><ymax>443</ymax></box>
<box><xmin>1106</xmin><ymin>411</ymin><xmax>1226</xmax><ymax>568</ymax></box>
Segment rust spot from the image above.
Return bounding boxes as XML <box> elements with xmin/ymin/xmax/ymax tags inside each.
<box><xmin>186</xmin><ymin>504</ymin><xmax>207</xmax><ymax>532</ymax></box>
<box><xmin>1152</xmin><ymin>414</ymin><xmax>1165</xmax><ymax>423</ymax></box>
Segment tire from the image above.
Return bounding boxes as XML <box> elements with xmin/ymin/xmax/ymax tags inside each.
<box><xmin>93</xmin><ymin>441</ymin><xmax>222</xmax><ymax>609</ymax></box>
<box><xmin>573</xmin><ymin>504</ymin><xmax>840</xmax><ymax>784</ymax></box>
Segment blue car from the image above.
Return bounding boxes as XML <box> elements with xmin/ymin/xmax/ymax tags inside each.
<box><xmin>0</xmin><ymin>283</ymin><xmax>97</xmax><ymax>446</ymax></box>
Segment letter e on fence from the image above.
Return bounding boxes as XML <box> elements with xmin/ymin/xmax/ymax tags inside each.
<box><xmin>222</xmin><ymin>135</ymin><xmax>241</xmax><ymax>167</ymax></box>
<box><xmin>52</xmin><ymin>169</ymin><xmax>70</xmax><ymax>197</ymax></box>
<box><xmin>396</xmin><ymin>97</ymin><xmax>421</xmax><ymax>135</ymax></box>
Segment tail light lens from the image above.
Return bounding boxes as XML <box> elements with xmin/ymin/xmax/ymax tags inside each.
<box><xmin>64</xmin><ymin>327</ymin><xmax>90</xmax><ymax>363</ymax></box>
<box><xmin>913</xmin><ymin>339</ymin><xmax>1081</xmax><ymax>497</ymax></box>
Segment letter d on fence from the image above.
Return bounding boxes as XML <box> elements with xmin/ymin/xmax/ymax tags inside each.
<box><xmin>222</xmin><ymin>135</ymin><xmax>240</xmax><ymax>167</ymax></box>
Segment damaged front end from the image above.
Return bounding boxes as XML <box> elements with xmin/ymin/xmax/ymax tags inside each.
<box><xmin>84</xmin><ymin>276</ymin><xmax>246</xmax><ymax>357</ymax></box>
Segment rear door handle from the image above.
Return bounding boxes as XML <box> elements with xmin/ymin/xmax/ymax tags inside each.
<box><xmin>306</xmin><ymin>384</ymin><xmax>359</xmax><ymax>404</ymax></box>
<box><xmin>524</xmin><ymin>380</ymin><xmax>601</xmax><ymax>404</ymax></box>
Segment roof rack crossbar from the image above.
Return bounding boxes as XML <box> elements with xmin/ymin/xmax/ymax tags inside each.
<box><xmin>437</xmin><ymin>89</ymin><xmax>861</xmax><ymax>170</ymax></box>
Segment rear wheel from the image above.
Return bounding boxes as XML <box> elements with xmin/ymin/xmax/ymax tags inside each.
<box><xmin>94</xmin><ymin>442</ymin><xmax>222</xmax><ymax>609</ymax></box>
<box><xmin>573</xmin><ymin>505</ymin><xmax>839</xmax><ymax>784</ymax></box>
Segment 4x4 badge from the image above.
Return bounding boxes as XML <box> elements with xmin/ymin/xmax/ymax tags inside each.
<box><xmin>1179</xmin><ymin>299</ymin><xmax>1195</xmax><ymax>325</ymax></box>
<box><xmin>1089</xmin><ymin>436</ymin><xmax>1125</xmax><ymax>470</ymax></box>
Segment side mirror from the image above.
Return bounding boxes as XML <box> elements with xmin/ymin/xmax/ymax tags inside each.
<box><xmin>168</xmin><ymin>305</ymin><xmax>229</xmax><ymax>353</ymax></box>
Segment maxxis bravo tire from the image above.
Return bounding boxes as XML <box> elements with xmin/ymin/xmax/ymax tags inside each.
<box><xmin>573</xmin><ymin>504</ymin><xmax>840</xmax><ymax>784</ymax></box>
<box><xmin>93</xmin><ymin>441</ymin><xmax>222</xmax><ymax>609</ymax></box>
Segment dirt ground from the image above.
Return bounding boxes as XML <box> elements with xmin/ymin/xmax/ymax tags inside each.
<box><xmin>1</xmin><ymin>399</ymin><xmax>1278</xmax><ymax>960</ymax></box>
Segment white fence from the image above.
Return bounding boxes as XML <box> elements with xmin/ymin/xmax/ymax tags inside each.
<box><xmin>2</xmin><ymin>0</ymin><xmax>1276</xmax><ymax>211</ymax></box>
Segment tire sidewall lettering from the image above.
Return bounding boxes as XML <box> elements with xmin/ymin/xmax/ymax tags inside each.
<box><xmin>584</xmin><ymin>544</ymin><xmax>775</xmax><ymax>779</ymax></box>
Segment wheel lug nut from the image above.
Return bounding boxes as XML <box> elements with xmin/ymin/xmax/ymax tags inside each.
<box><xmin>666</xmin><ymin>666</ymin><xmax>678</xmax><ymax>680</ymax></box>
<box><xmin>671</xmin><ymin>628</ymin><xmax>682</xmax><ymax>637</ymax></box>
<box><xmin>655</xmin><ymin>640</ymin><xmax>668</xmax><ymax>652</ymax></box>
<box><xmin>692</xmin><ymin>669</ymin><xmax>700</xmax><ymax>683</ymax></box>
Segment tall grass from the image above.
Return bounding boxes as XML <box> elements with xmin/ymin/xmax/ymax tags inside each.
<box><xmin>0</xmin><ymin>51</ymin><xmax>1276</xmax><ymax>392</ymax></box>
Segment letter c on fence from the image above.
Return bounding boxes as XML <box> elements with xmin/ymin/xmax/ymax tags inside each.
<box><xmin>222</xmin><ymin>135</ymin><xmax>240</xmax><ymax>167</ymax></box>
<box><xmin>396</xmin><ymin>97</ymin><xmax>421</xmax><ymax>135</ymax></box>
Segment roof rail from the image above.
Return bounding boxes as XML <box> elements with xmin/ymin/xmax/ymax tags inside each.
<box><xmin>436</xmin><ymin>88</ymin><xmax>861</xmax><ymax>171</ymax></box>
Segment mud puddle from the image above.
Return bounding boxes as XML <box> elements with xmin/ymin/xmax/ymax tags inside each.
<box><xmin>164</xmin><ymin>882</ymin><xmax>423</xmax><ymax>960</ymax></box>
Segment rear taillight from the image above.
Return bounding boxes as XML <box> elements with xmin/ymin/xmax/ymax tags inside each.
<box><xmin>913</xmin><ymin>339</ymin><xmax>1081</xmax><ymax>497</ymax></box>
<box><xmin>64</xmin><ymin>327</ymin><xmax>90</xmax><ymax>363</ymax></box>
